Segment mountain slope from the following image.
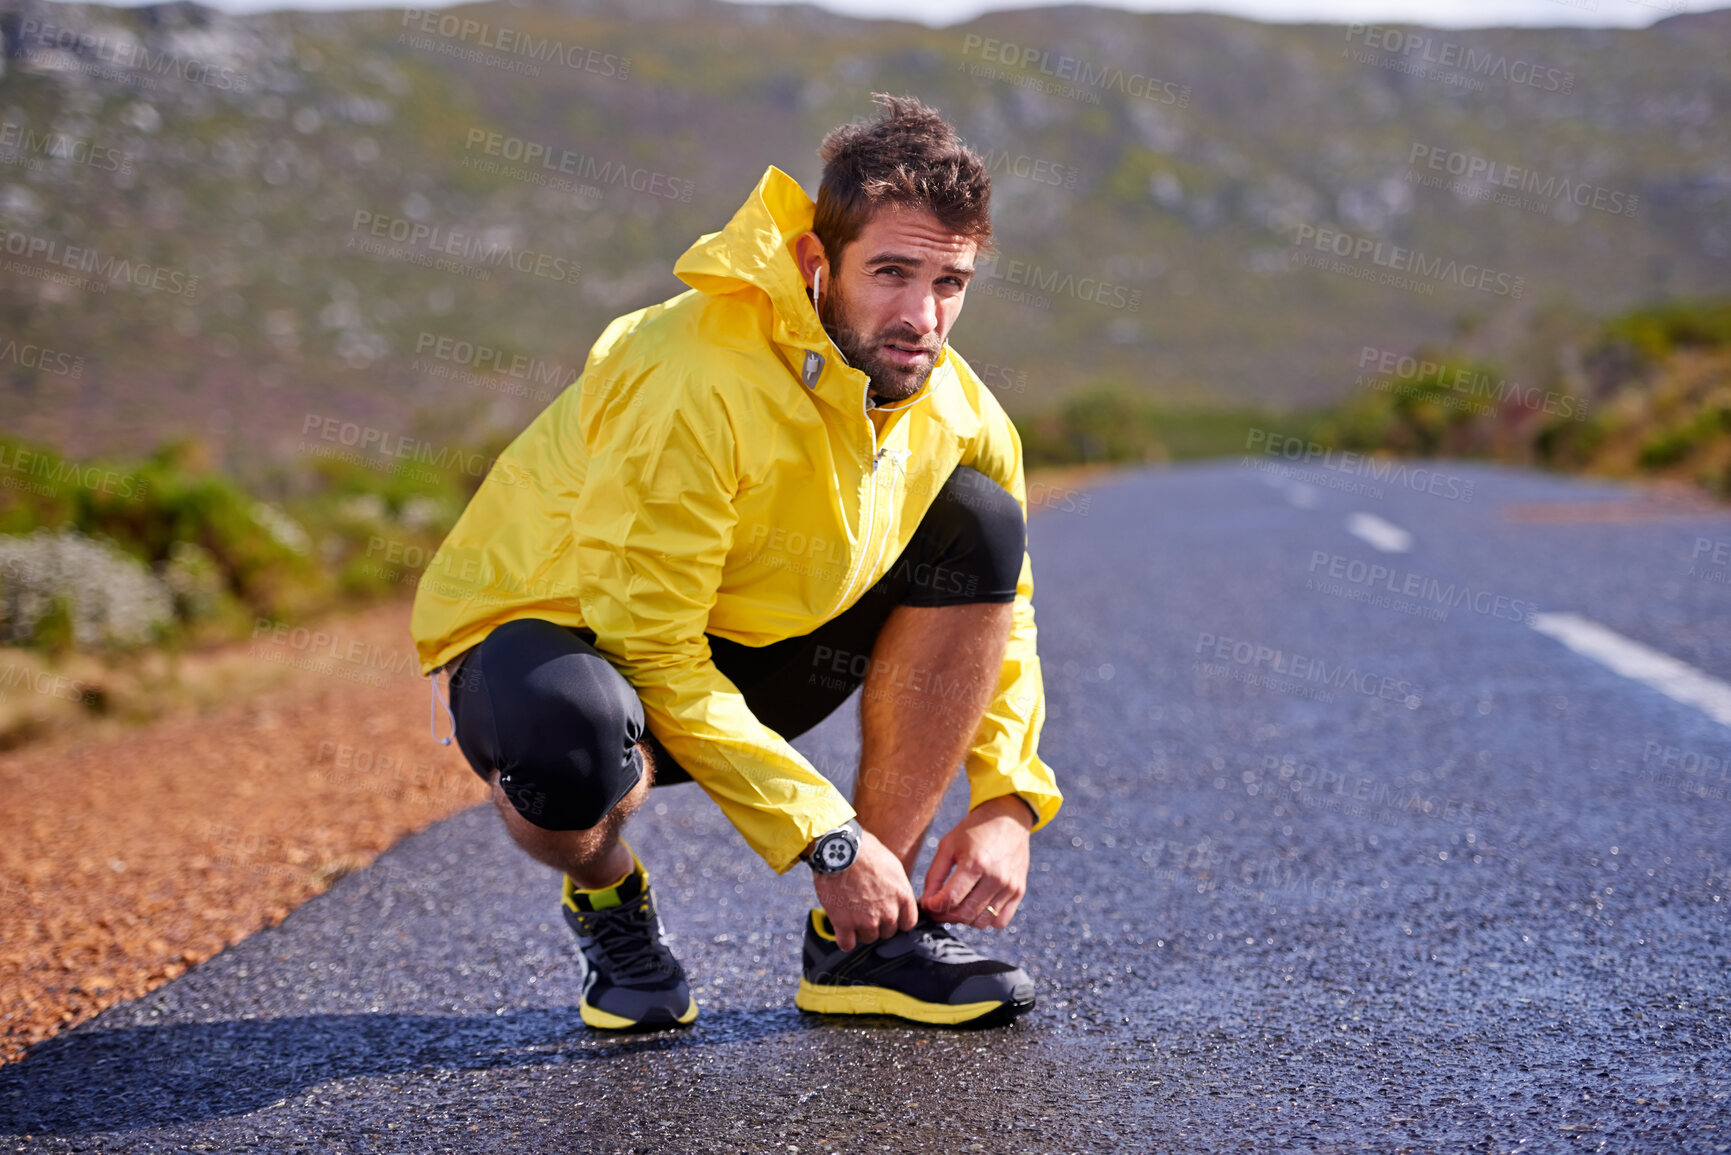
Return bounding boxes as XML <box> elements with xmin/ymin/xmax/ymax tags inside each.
<box><xmin>1</xmin><ymin>0</ymin><xmax>1727</xmax><ymax>476</ymax></box>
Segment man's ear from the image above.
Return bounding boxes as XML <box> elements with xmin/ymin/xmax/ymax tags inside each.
<box><xmin>793</xmin><ymin>231</ymin><xmax>828</xmax><ymax>292</ymax></box>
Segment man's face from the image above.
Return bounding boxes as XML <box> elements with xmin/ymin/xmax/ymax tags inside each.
<box><xmin>816</xmin><ymin>206</ymin><xmax>977</xmax><ymax>403</ymax></box>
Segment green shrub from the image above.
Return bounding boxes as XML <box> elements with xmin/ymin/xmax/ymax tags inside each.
<box><xmin>1015</xmin><ymin>387</ymin><xmax>1296</xmax><ymax>468</ymax></box>
<box><xmin>0</xmin><ymin>431</ymin><xmax>472</xmax><ymax>649</ymax></box>
<box><xmin>1599</xmin><ymin>299</ymin><xmax>1731</xmax><ymax>365</ymax></box>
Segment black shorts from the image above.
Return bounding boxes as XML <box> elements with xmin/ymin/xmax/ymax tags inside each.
<box><xmin>445</xmin><ymin>465</ymin><xmax>1024</xmax><ymax>830</ymax></box>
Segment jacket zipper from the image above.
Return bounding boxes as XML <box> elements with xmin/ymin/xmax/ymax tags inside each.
<box><xmin>822</xmin><ymin>419</ymin><xmax>881</xmax><ymax>621</ymax></box>
<box><xmin>814</xmin><ymin>341</ymin><xmax>927</xmax><ymax>620</ymax></box>
<box><xmin>860</xmin><ymin>447</ymin><xmax>909</xmax><ymax>593</ymax></box>
<box><xmin>822</xmin><ymin>409</ymin><xmax>911</xmax><ymax>621</ymax></box>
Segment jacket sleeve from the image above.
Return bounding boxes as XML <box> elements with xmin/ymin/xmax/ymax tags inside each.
<box><xmin>567</xmin><ymin>372</ymin><xmax>856</xmax><ymax>873</ymax></box>
<box><xmin>956</xmin><ymin>386</ymin><xmax>1064</xmax><ymax>832</ymax></box>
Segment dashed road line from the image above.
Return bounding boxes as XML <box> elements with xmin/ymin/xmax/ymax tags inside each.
<box><xmin>1530</xmin><ymin>612</ymin><xmax>1731</xmax><ymax>727</ymax></box>
<box><xmin>1346</xmin><ymin>512</ymin><xmax>1413</xmax><ymax>553</ymax></box>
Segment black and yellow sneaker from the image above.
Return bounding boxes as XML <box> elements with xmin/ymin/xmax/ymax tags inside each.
<box><xmin>560</xmin><ymin>856</ymin><xmax>697</xmax><ymax>1031</ymax></box>
<box><xmin>794</xmin><ymin>908</ymin><xmax>1036</xmax><ymax>1027</ymax></box>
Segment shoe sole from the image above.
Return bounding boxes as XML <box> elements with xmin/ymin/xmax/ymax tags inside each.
<box><xmin>580</xmin><ymin>994</ymin><xmax>699</xmax><ymax>1032</ymax></box>
<box><xmin>795</xmin><ymin>979</ymin><xmax>1034</xmax><ymax>1027</ymax></box>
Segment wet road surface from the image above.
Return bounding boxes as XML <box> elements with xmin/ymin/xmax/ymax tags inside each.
<box><xmin>4</xmin><ymin>461</ymin><xmax>1729</xmax><ymax>1152</ymax></box>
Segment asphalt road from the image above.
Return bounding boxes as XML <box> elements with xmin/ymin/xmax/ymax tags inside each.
<box><xmin>4</xmin><ymin>460</ymin><xmax>1729</xmax><ymax>1153</ymax></box>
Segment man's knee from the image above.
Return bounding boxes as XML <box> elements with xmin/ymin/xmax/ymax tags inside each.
<box><xmin>458</xmin><ymin>620</ymin><xmax>649</xmax><ymax>832</ymax></box>
<box><xmin>500</xmin><ymin>734</ymin><xmax>647</xmax><ymax>833</ymax></box>
<box><xmin>903</xmin><ymin>467</ymin><xmax>1023</xmax><ymax>605</ymax></box>
<box><xmin>936</xmin><ymin>466</ymin><xmax>1022</xmax><ymax>540</ymax></box>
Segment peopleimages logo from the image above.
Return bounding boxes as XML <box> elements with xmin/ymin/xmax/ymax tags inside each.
<box><xmin>347</xmin><ymin>211</ymin><xmax>581</xmax><ymax>286</ymax></box>
<box><xmin>0</xmin><ymin>444</ymin><xmax>147</xmax><ymax>500</ymax></box>
<box><xmin>1291</xmin><ymin>223</ymin><xmax>1524</xmax><ymax>299</ymax></box>
<box><xmin>0</xmin><ymin>338</ymin><xmax>84</xmax><ymax>379</ymax></box>
<box><xmin>298</xmin><ymin>414</ymin><xmax>536</xmax><ymax>490</ymax></box>
<box><xmin>0</xmin><ymin>121</ymin><xmax>133</xmax><ymax>174</ymax></box>
<box><xmin>1356</xmin><ymin>346</ymin><xmax>1588</xmax><ymax>421</ymax></box>
<box><xmin>977</xmin><ymin>147</ymin><xmax>1078</xmax><ymax>190</ymax></box>
<box><xmin>1690</xmin><ymin>537</ymin><xmax>1731</xmax><ymax>586</ymax></box>
<box><xmin>1243</xmin><ymin>429</ymin><xmax>1476</xmax><ymax>502</ymax></box>
<box><xmin>959</xmin><ymin>35</ymin><xmax>1191</xmax><ymax>107</ymax></box>
<box><xmin>398</xmin><ymin>10</ymin><xmax>630</xmax><ymax>79</ymax></box>
<box><xmin>1193</xmin><ymin>630</ymin><xmax>1425</xmax><ymax>707</ymax></box>
<box><xmin>0</xmin><ymin>662</ymin><xmax>94</xmax><ymax>705</ymax></box>
<box><xmin>360</xmin><ymin>538</ymin><xmax>580</xmax><ymax>606</ymax></box>
<box><xmin>976</xmin><ymin>255</ymin><xmax>1142</xmax><ymax>312</ymax></box>
<box><xmin>462</xmin><ymin>130</ymin><xmax>694</xmax><ymax>202</ymax></box>
<box><xmin>1407</xmin><ymin>144</ymin><xmax>1638</xmax><ymax>218</ymax></box>
<box><xmin>1306</xmin><ymin>551</ymin><xmax>1540</xmax><ymax>625</ymax></box>
<box><xmin>967</xmin><ymin>359</ymin><xmax>1030</xmax><ymax>395</ymax></box>
<box><xmin>16</xmin><ymin>17</ymin><xmax>251</xmax><ymax>91</ymax></box>
<box><xmin>0</xmin><ymin>227</ymin><xmax>199</xmax><ymax>298</ymax></box>
<box><xmin>413</xmin><ymin>331</ymin><xmax>576</xmax><ymax>388</ymax></box>
<box><xmin>1342</xmin><ymin>25</ymin><xmax>1574</xmax><ymax>93</ymax></box>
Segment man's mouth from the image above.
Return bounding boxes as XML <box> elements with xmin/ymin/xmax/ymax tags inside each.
<box><xmin>882</xmin><ymin>342</ymin><xmax>934</xmax><ymax>367</ymax></box>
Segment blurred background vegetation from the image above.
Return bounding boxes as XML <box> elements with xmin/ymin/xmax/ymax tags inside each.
<box><xmin>3</xmin><ymin>296</ymin><xmax>1724</xmax><ymax>660</ymax></box>
<box><xmin>1</xmin><ymin>0</ymin><xmax>1727</xmax><ymax>744</ymax></box>
<box><xmin>0</xmin><ymin>429</ymin><xmax>506</xmax><ymax>652</ymax></box>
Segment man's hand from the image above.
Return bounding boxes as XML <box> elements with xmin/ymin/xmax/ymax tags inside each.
<box><xmin>920</xmin><ymin>795</ymin><xmax>1032</xmax><ymax>930</ymax></box>
<box><xmin>812</xmin><ymin>828</ymin><xmax>918</xmax><ymax>951</ymax></box>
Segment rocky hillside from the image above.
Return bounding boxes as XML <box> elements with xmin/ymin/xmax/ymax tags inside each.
<box><xmin>1</xmin><ymin>0</ymin><xmax>1727</xmax><ymax>480</ymax></box>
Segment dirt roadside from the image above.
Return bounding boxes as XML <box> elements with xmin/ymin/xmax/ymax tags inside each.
<box><xmin>0</xmin><ymin>599</ymin><xmax>487</xmax><ymax>1065</ymax></box>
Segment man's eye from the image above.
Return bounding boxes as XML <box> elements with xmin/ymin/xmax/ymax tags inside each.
<box><xmin>874</xmin><ymin>267</ymin><xmax>905</xmax><ymax>279</ymax></box>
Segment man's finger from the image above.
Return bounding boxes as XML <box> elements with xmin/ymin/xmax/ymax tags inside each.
<box><xmin>972</xmin><ymin>887</ymin><xmax>1016</xmax><ymax>929</ymax></box>
<box><xmin>925</xmin><ymin>859</ymin><xmax>985</xmax><ymax>916</ymax></box>
<box><xmin>920</xmin><ymin>843</ymin><xmax>957</xmax><ymax>905</ymax></box>
<box><xmin>949</xmin><ymin>873</ymin><xmax>1005</xmax><ymax>925</ymax></box>
<box><xmin>963</xmin><ymin>887</ymin><xmax>1004</xmax><ymax>928</ymax></box>
<box><xmin>899</xmin><ymin>890</ymin><xmax>920</xmax><ymax>933</ymax></box>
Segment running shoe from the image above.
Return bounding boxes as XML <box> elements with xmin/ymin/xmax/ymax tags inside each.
<box><xmin>794</xmin><ymin>908</ymin><xmax>1035</xmax><ymax>1027</ymax></box>
<box><xmin>561</xmin><ymin>866</ymin><xmax>697</xmax><ymax>1031</ymax></box>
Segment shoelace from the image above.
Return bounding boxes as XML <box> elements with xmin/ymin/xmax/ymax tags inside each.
<box><xmin>575</xmin><ymin>895</ymin><xmax>677</xmax><ymax>983</ymax></box>
<box><xmin>911</xmin><ymin>922</ymin><xmax>985</xmax><ymax>963</ymax></box>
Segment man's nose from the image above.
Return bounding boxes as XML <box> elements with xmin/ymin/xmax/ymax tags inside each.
<box><xmin>899</xmin><ymin>289</ymin><xmax>940</xmax><ymax>337</ymax></box>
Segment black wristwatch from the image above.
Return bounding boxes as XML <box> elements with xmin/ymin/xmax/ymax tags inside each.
<box><xmin>804</xmin><ymin>819</ymin><xmax>862</xmax><ymax>874</ymax></box>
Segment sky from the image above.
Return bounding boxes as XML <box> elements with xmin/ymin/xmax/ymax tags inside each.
<box><xmin>743</xmin><ymin>0</ymin><xmax>1685</xmax><ymax>29</ymax></box>
<box><xmin>68</xmin><ymin>0</ymin><xmax>1695</xmax><ymax>28</ymax></box>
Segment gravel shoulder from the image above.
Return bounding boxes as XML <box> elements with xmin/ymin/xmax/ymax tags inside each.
<box><xmin>0</xmin><ymin>598</ymin><xmax>487</xmax><ymax>1065</ymax></box>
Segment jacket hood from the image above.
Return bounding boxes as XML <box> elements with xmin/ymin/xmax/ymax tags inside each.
<box><xmin>673</xmin><ymin>165</ymin><xmax>827</xmax><ymax>348</ymax></box>
<box><xmin>671</xmin><ymin>164</ymin><xmax>953</xmax><ymax>413</ymax></box>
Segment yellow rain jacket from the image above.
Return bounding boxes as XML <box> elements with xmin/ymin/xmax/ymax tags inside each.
<box><xmin>410</xmin><ymin>165</ymin><xmax>1061</xmax><ymax>872</ymax></box>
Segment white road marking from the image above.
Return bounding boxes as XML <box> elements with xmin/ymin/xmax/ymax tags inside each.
<box><xmin>1284</xmin><ymin>482</ymin><xmax>1320</xmax><ymax>509</ymax></box>
<box><xmin>1530</xmin><ymin>612</ymin><xmax>1731</xmax><ymax>727</ymax></box>
<box><xmin>1346</xmin><ymin>512</ymin><xmax>1413</xmax><ymax>553</ymax></box>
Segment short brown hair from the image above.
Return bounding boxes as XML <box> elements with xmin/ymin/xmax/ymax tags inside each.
<box><xmin>812</xmin><ymin>94</ymin><xmax>993</xmax><ymax>264</ymax></box>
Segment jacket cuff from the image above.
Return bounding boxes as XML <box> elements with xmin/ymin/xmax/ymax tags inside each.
<box><xmin>967</xmin><ymin>771</ymin><xmax>1061</xmax><ymax>833</ymax></box>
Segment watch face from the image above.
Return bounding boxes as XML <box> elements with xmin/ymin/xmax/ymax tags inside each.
<box><xmin>815</xmin><ymin>833</ymin><xmax>855</xmax><ymax>871</ymax></box>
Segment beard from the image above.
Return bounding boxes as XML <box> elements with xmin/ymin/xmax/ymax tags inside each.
<box><xmin>817</xmin><ymin>278</ymin><xmax>941</xmax><ymax>403</ymax></box>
